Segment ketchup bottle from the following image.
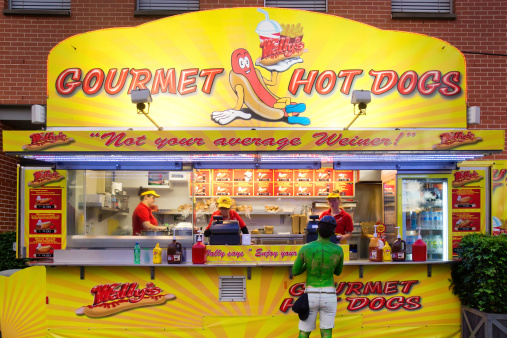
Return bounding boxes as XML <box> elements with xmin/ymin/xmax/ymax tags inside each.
<box><xmin>412</xmin><ymin>227</ymin><xmax>427</xmax><ymax>261</ymax></box>
<box><xmin>192</xmin><ymin>232</ymin><xmax>207</xmax><ymax>264</ymax></box>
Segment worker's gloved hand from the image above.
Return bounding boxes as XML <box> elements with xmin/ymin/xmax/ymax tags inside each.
<box><xmin>211</xmin><ymin>110</ymin><xmax>252</xmax><ymax>125</ymax></box>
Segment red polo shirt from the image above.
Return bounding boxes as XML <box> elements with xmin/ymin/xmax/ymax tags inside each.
<box><xmin>132</xmin><ymin>203</ymin><xmax>158</xmax><ymax>236</ymax></box>
<box><xmin>319</xmin><ymin>208</ymin><xmax>354</xmax><ymax>234</ymax></box>
<box><xmin>206</xmin><ymin>209</ymin><xmax>247</xmax><ymax>230</ymax></box>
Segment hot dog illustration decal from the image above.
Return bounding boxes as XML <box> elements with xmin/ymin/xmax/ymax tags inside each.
<box><xmin>76</xmin><ymin>282</ymin><xmax>176</xmax><ymax>318</ymax></box>
<box><xmin>212</xmin><ymin>10</ymin><xmax>309</xmax><ymax>126</ymax></box>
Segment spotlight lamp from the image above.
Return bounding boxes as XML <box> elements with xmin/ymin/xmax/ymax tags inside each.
<box><xmin>345</xmin><ymin>90</ymin><xmax>372</xmax><ymax>130</ymax></box>
<box><xmin>130</xmin><ymin>89</ymin><xmax>163</xmax><ymax>130</ymax></box>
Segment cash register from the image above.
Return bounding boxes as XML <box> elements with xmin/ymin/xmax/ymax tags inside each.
<box><xmin>209</xmin><ymin>215</ymin><xmax>241</xmax><ymax>245</ymax></box>
<box><xmin>304</xmin><ymin>215</ymin><xmax>338</xmax><ymax>244</ymax></box>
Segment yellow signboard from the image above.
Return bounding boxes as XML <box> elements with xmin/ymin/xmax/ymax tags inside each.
<box><xmin>23</xmin><ymin>169</ymin><xmax>67</xmax><ymax>258</ymax></box>
<box><xmin>4</xmin><ymin>129</ymin><xmax>502</xmax><ymax>153</ymax></box>
<box><xmin>47</xmin><ymin>8</ymin><xmax>467</xmax><ymax>129</ymax></box>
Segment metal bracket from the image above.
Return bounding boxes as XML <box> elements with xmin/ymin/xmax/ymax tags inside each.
<box><xmin>427</xmin><ymin>264</ymin><xmax>432</xmax><ymax>277</ymax></box>
<box><xmin>359</xmin><ymin>265</ymin><xmax>363</xmax><ymax>278</ymax></box>
<box><xmin>151</xmin><ymin>267</ymin><xmax>155</xmax><ymax>280</ymax></box>
<box><xmin>80</xmin><ymin>266</ymin><xmax>85</xmax><ymax>280</ymax></box>
<box><xmin>247</xmin><ymin>267</ymin><xmax>251</xmax><ymax>280</ymax></box>
<box><xmin>289</xmin><ymin>266</ymin><xmax>293</xmax><ymax>280</ymax></box>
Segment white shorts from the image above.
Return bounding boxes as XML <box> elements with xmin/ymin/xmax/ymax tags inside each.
<box><xmin>298</xmin><ymin>287</ymin><xmax>337</xmax><ymax>332</ymax></box>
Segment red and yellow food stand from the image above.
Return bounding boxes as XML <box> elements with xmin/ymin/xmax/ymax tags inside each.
<box><xmin>1</xmin><ymin>7</ymin><xmax>504</xmax><ymax>337</ymax></box>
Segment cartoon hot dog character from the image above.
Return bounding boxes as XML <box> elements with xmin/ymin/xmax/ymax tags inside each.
<box><xmin>76</xmin><ymin>294</ymin><xmax>176</xmax><ymax>318</ymax></box>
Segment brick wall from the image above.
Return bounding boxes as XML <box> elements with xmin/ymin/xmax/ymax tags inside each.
<box><xmin>0</xmin><ymin>123</ymin><xmax>20</xmax><ymax>232</ymax></box>
<box><xmin>0</xmin><ymin>1</ymin><xmax>506</xmax><ymax>232</ymax></box>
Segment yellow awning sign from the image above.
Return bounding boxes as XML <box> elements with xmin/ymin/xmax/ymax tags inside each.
<box><xmin>47</xmin><ymin>8</ymin><xmax>466</xmax><ymax>129</ymax></box>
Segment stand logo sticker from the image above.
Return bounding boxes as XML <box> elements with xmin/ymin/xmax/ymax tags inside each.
<box><xmin>432</xmin><ymin>131</ymin><xmax>482</xmax><ymax>150</ymax></box>
<box><xmin>23</xmin><ymin>132</ymin><xmax>74</xmax><ymax>151</ymax></box>
<box><xmin>76</xmin><ymin>282</ymin><xmax>176</xmax><ymax>318</ymax></box>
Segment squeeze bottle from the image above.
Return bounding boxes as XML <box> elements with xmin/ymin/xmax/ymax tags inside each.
<box><xmin>153</xmin><ymin>243</ymin><xmax>162</xmax><ymax>264</ymax></box>
<box><xmin>382</xmin><ymin>239</ymin><xmax>392</xmax><ymax>262</ymax></box>
<box><xmin>192</xmin><ymin>231</ymin><xmax>207</xmax><ymax>264</ymax></box>
<box><xmin>412</xmin><ymin>227</ymin><xmax>427</xmax><ymax>261</ymax></box>
<box><xmin>134</xmin><ymin>242</ymin><xmax>141</xmax><ymax>264</ymax></box>
<box><xmin>167</xmin><ymin>234</ymin><xmax>182</xmax><ymax>264</ymax></box>
<box><xmin>369</xmin><ymin>225</ymin><xmax>383</xmax><ymax>262</ymax></box>
<box><xmin>391</xmin><ymin>227</ymin><xmax>406</xmax><ymax>262</ymax></box>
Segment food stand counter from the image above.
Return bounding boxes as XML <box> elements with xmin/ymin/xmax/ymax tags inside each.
<box><xmin>16</xmin><ymin>252</ymin><xmax>460</xmax><ymax>338</ymax></box>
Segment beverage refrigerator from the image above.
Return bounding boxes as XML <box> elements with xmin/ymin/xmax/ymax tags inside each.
<box><xmin>396</xmin><ymin>174</ymin><xmax>452</xmax><ymax>261</ymax></box>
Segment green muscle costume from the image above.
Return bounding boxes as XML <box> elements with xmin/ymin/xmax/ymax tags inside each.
<box><xmin>292</xmin><ymin>221</ymin><xmax>344</xmax><ymax>338</ymax></box>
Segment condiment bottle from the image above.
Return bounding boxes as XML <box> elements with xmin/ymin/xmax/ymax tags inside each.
<box><xmin>134</xmin><ymin>242</ymin><xmax>141</xmax><ymax>264</ymax></box>
<box><xmin>153</xmin><ymin>243</ymin><xmax>162</xmax><ymax>264</ymax></box>
<box><xmin>391</xmin><ymin>226</ymin><xmax>406</xmax><ymax>261</ymax></box>
<box><xmin>192</xmin><ymin>231</ymin><xmax>207</xmax><ymax>264</ymax></box>
<box><xmin>167</xmin><ymin>234</ymin><xmax>182</xmax><ymax>264</ymax></box>
<box><xmin>369</xmin><ymin>225</ymin><xmax>383</xmax><ymax>262</ymax></box>
<box><xmin>412</xmin><ymin>227</ymin><xmax>427</xmax><ymax>261</ymax></box>
<box><xmin>382</xmin><ymin>239</ymin><xmax>392</xmax><ymax>262</ymax></box>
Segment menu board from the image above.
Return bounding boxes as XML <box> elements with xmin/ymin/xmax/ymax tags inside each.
<box><xmin>24</xmin><ymin>169</ymin><xmax>67</xmax><ymax>258</ymax></box>
<box><xmin>450</xmin><ymin>169</ymin><xmax>486</xmax><ymax>259</ymax></box>
<box><xmin>192</xmin><ymin>169</ymin><xmax>355</xmax><ymax>197</ymax></box>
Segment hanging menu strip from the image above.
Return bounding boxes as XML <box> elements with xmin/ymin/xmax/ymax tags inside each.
<box><xmin>192</xmin><ymin>169</ymin><xmax>355</xmax><ymax>197</ymax></box>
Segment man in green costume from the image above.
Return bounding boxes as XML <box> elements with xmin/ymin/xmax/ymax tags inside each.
<box><xmin>293</xmin><ymin>215</ymin><xmax>344</xmax><ymax>338</ymax></box>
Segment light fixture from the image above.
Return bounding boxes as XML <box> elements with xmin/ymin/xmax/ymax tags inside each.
<box><xmin>130</xmin><ymin>89</ymin><xmax>163</xmax><ymax>130</ymax></box>
<box><xmin>345</xmin><ymin>90</ymin><xmax>371</xmax><ymax>130</ymax></box>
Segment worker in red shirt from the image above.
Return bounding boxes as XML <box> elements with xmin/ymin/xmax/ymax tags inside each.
<box><xmin>319</xmin><ymin>190</ymin><xmax>353</xmax><ymax>244</ymax></box>
<box><xmin>132</xmin><ymin>187</ymin><xmax>167</xmax><ymax>236</ymax></box>
<box><xmin>204</xmin><ymin>196</ymin><xmax>249</xmax><ymax>237</ymax></box>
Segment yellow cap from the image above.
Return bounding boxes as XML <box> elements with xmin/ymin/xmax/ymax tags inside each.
<box><xmin>141</xmin><ymin>190</ymin><xmax>160</xmax><ymax>197</ymax></box>
<box><xmin>217</xmin><ymin>196</ymin><xmax>232</xmax><ymax>208</ymax></box>
<box><xmin>326</xmin><ymin>192</ymin><xmax>341</xmax><ymax>200</ymax></box>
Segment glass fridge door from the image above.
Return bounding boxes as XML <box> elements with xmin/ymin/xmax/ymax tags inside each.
<box><xmin>399</xmin><ymin>177</ymin><xmax>448</xmax><ymax>261</ymax></box>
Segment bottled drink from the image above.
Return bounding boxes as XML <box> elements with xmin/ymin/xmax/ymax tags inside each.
<box><xmin>437</xmin><ymin>211</ymin><xmax>443</xmax><ymax>227</ymax></box>
<box><xmin>134</xmin><ymin>242</ymin><xmax>141</xmax><ymax>264</ymax></box>
<box><xmin>421</xmin><ymin>211</ymin><xmax>428</xmax><ymax>229</ymax></box>
<box><xmin>432</xmin><ymin>212</ymin><xmax>438</xmax><ymax>229</ymax></box>
<box><xmin>406</xmin><ymin>235</ymin><xmax>415</xmax><ymax>255</ymax></box>
<box><xmin>410</xmin><ymin>212</ymin><xmax>417</xmax><ymax>230</ymax></box>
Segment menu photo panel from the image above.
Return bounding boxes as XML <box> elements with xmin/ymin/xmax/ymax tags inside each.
<box><xmin>274</xmin><ymin>182</ymin><xmax>294</xmax><ymax>197</ymax></box>
<box><xmin>254</xmin><ymin>182</ymin><xmax>273</xmax><ymax>196</ymax></box>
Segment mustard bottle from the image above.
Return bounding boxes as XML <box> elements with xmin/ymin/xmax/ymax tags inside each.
<box><xmin>153</xmin><ymin>243</ymin><xmax>162</xmax><ymax>264</ymax></box>
<box><xmin>383</xmin><ymin>240</ymin><xmax>392</xmax><ymax>261</ymax></box>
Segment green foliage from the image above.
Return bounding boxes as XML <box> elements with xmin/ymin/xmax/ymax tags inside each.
<box><xmin>0</xmin><ymin>232</ymin><xmax>28</xmax><ymax>271</ymax></box>
<box><xmin>449</xmin><ymin>233</ymin><xmax>507</xmax><ymax>314</ymax></box>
